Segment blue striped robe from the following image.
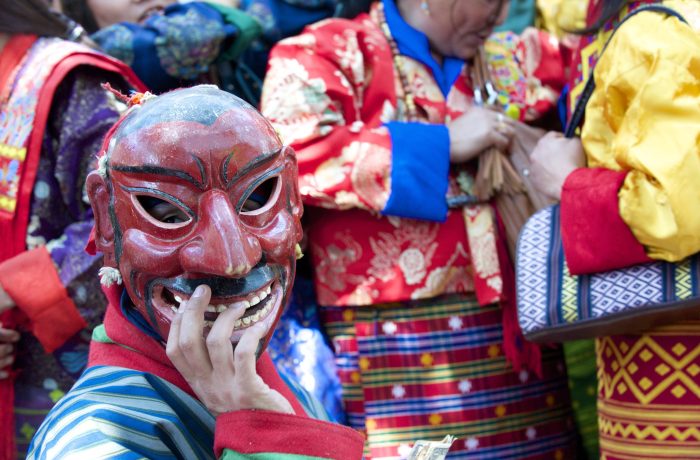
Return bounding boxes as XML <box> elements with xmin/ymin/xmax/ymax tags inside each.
<box><xmin>27</xmin><ymin>365</ymin><xmax>333</xmax><ymax>460</ymax></box>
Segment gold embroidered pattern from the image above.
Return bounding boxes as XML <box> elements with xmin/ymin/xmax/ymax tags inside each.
<box><xmin>597</xmin><ymin>335</ymin><xmax>700</xmax><ymax>405</ymax></box>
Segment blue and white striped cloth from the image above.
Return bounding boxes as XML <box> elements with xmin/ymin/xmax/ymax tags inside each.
<box><xmin>27</xmin><ymin>365</ymin><xmax>329</xmax><ymax>459</ymax></box>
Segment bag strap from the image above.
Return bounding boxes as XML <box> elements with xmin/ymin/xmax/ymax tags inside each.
<box><xmin>564</xmin><ymin>5</ymin><xmax>687</xmax><ymax>138</ymax></box>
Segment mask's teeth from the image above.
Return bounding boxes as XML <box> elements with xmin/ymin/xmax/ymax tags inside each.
<box><xmin>250</xmin><ymin>311</ymin><xmax>261</xmax><ymax>323</ymax></box>
<box><xmin>259</xmin><ymin>290</ymin><xmax>268</xmax><ymax>301</ymax></box>
<box><xmin>204</xmin><ymin>320</ymin><xmax>214</xmax><ymax>328</ymax></box>
<box><xmin>205</xmin><ymin>305</ymin><xmax>216</xmax><ymax>313</ymax></box>
<box><xmin>249</xmin><ymin>295</ymin><xmax>261</xmax><ymax>307</ymax></box>
<box><xmin>216</xmin><ymin>304</ymin><xmax>227</xmax><ymax>313</ymax></box>
<box><xmin>170</xmin><ymin>306</ymin><xmax>178</xmax><ymax>313</ymax></box>
<box><xmin>242</xmin><ymin>300</ymin><xmax>251</xmax><ymax>309</ymax></box>
<box><xmin>233</xmin><ymin>319</ymin><xmax>242</xmax><ymax>329</ymax></box>
<box><xmin>174</xmin><ymin>295</ymin><xmax>183</xmax><ymax>303</ymax></box>
<box><xmin>242</xmin><ymin>316</ymin><xmax>252</xmax><ymax>326</ymax></box>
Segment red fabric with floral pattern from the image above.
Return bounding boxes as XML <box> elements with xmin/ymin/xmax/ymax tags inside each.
<box><xmin>262</xmin><ymin>9</ymin><xmax>564</xmax><ymax>310</ymax></box>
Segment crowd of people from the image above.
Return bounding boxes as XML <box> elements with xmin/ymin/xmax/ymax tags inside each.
<box><xmin>0</xmin><ymin>0</ymin><xmax>699</xmax><ymax>459</ymax></box>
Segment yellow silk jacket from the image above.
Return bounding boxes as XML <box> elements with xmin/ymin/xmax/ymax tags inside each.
<box><xmin>581</xmin><ymin>0</ymin><xmax>700</xmax><ymax>262</ymax></box>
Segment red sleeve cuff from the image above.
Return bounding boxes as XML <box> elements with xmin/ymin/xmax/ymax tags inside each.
<box><xmin>560</xmin><ymin>167</ymin><xmax>652</xmax><ymax>275</ymax></box>
<box><xmin>0</xmin><ymin>247</ymin><xmax>86</xmax><ymax>353</ymax></box>
<box><xmin>214</xmin><ymin>410</ymin><xmax>364</xmax><ymax>459</ymax></box>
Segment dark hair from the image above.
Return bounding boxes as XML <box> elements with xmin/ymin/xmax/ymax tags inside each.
<box><xmin>0</xmin><ymin>0</ymin><xmax>72</xmax><ymax>38</ymax></box>
<box><xmin>577</xmin><ymin>0</ymin><xmax>628</xmax><ymax>34</ymax></box>
<box><xmin>59</xmin><ymin>0</ymin><xmax>100</xmax><ymax>34</ymax></box>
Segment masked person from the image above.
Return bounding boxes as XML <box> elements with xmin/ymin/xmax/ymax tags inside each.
<box><xmin>27</xmin><ymin>85</ymin><xmax>364</xmax><ymax>460</ymax></box>
<box><xmin>0</xmin><ymin>2</ymin><xmax>145</xmax><ymax>458</ymax></box>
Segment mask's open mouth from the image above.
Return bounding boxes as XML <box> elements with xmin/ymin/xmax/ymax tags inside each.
<box><xmin>150</xmin><ymin>276</ymin><xmax>282</xmax><ymax>332</ymax></box>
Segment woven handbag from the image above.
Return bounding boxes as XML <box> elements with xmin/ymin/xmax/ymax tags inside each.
<box><xmin>515</xmin><ymin>5</ymin><xmax>700</xmax><ymax>343</ymax></box>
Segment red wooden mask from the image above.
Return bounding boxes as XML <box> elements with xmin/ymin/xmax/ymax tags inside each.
<box><xmin>88</xmin><ymin>86</ymin><xmax>303</xmax><ymax>352</ymax></box>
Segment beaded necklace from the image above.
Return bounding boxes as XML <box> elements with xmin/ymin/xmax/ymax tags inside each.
<box><xmin>376</xmin><ymin>2</ymin><xmax>418</xmax><ymax>122</ymax></box>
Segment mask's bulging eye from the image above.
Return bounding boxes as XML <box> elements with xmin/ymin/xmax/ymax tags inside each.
<box><xmin>137</xmin><ymin>195</ymin><xmax>190</xmax><ymax>224</ymax></box>
<box><xmin>241</xmin><ymin>177</ymin><xmax>278</xmax><ymax>213</ymax></box>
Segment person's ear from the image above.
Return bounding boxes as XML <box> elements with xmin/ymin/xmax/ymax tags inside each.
<box><xmin>282</xmin><ymin>146</ymin><xmax>304</xmax><ymax>243</ymax></box>
<box><xmin>86</xmin><ymin>170</ymin><xmax>117</xmax><ymax>266</ymax></box>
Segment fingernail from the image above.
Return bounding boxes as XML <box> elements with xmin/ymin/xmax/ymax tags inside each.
<box><xmin>193</xmin><ymin>285</ymin><xmax>206</xmax><ymax>297</ymax></box>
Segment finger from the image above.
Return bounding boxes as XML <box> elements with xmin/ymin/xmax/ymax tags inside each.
<box><xmin>166</xmin><ymin>303</ymin><xmax>185</xmax><ymax>364</ymax></box>
<box><xmin>543</xmin><ymin>130</ymin><xmax>563</xmax><ymax>140</ymax></box>
<box><xmin>490</xmin><ymin>130</ymin><xmax>510</xmax><ymax>151</ymax></box>
<box><xmin>178</xmin><ymin>285</ymin><xmax>212</xmax><ymax>372</ymax></box>
<box><xmin>206</xmin><ymin>302</ymin><xmax>247</xmax><ymax>373</ymax></box>
<box><xmin>0</xmin><ymin>370</ymin><xmax>8</xmax><ymax>379</ymax></box>
<box><xmin>233</xmin><ymin>322</ymin><xmax>267</xmax><ymax>385</ymax></box>
<box><xmin>0</xmin><ymin>344</ymin><xmax>12</xmax><ymax>359</ymax></box>
<box><xmin>0</xmin><ymin>354</ymin><xmax>13</xmax><ymax>369</ymax></box>
<box><xmin>0</xmin><ymin>328</ymin><xmax>20</xmax><ymax>343</ymax></box>
<box><xmin>496</xmin><ymin>123</ymin><xmax>515</xmax><ymax>140</ymax></box>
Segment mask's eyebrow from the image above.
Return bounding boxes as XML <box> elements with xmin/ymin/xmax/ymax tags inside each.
<box><xmin>221</xmin><ymin>147</ymin><xmax>282</xmax><ymax>190</ymax></box>
<box><xmin>111</xmin><ymin>154</ymin><xmax>207</xmax><ymax>190</ymax></box>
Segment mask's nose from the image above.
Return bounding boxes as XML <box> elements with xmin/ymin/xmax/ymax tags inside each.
<box><xmin>179</xmin><ymin>191</ymin><xmax>261</xmax><ymax>276</ymax></box>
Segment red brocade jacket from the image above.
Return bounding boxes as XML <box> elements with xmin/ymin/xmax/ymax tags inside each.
<box><xmin>262</xmin><ymin>2</ymin><xmax>565</xmax><ymax>308</ymax></box>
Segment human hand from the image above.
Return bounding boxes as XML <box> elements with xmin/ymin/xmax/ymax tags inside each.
<box><xmin>166</xmin><ymin>285</ymin><xmax>294</xmax><ymax>417</ymax></box>
<box><xmin>0</xmin><ymin>284</ymin><xmax>19</xmax><ymax>380</ymax></box>
<box><xmin>529</xmin><ymin>132</ymin><xmax>586</xmax><ymax>201</ymax></box>
<box><xmin>447</xmin><ymin>106</ymin><xmax>516</xmax><ymax>164</ymax></box>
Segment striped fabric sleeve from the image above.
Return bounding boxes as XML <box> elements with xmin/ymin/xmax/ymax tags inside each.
<box><xmin>28</xmin><ymin>366</ymin><xmax>364</xmax><ymax>460</ymax></box>
<box><xmin>27</xmin><ymin>366</ymin><xmax>217</xmax><ymax>460</ymax></box>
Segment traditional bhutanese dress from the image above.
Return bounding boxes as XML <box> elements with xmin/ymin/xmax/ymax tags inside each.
<box><xmin>27</xmin><ymin>285</ymin><xmax>364</xmax><ymax>459</ymax></box>
<box><xmin>560</xmin><ymin>1</ymin><xmax>700</xmax><ymax>458</ymax></box>
<box><xmin>261</xmin><ymin>1</ymin><xmax>578</xmax><ymax>457</ymax></box>
<box><xmin>0</xmin><ymin>35</ymin><xmax>143</xmax><ymax>460</ymax></box>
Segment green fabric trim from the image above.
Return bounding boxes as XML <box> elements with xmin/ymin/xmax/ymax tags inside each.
<box><xmin>205</xmin><ymin>3</ymin><xmax>262</xmax><ymax>62</ymax></box>
<box><xmin>91</xmin><ymin>324</ymin><xmax>114</xmax><ymax>344</ymax></box>
<box><xmin>91</xmin><ymin>323</ymin><xmax>138</xmax><ymax>352</ymax></box>
<box><xmin>222</xmin><ymin>451</ymin><xmax>326</xmax><ymax>460</ymax></box>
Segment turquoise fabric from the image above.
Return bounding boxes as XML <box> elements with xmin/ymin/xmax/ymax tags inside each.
<box><xmin>495</xmin><ymin>0</ymin><xmax>536</xmax><ymax>33</ymax></box>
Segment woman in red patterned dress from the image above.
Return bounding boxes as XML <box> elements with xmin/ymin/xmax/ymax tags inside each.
<box><xmin>261</xmin><ymin>0</ymin><xmax>579</xmax><ymax>458</ymax></box>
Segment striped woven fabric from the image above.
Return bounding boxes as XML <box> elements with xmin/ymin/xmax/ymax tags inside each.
<box><xmin>27</xmin><ymin>366</ymin><xmax>217</xmax><ymax>460</ymax></box>
<box><xmin>597</xmin><ymin>321</ymin><xmax>700</xmax><ymax>459</ymax></box>
<box><xmin>321</xmin><ymin>295</ymin><xmax>578</xmax><ymax>459</ymax></box>
<box><xmin>27</xmin><ymin>365</ymin><xmax>332</xmax><ymax>460</ymax></box>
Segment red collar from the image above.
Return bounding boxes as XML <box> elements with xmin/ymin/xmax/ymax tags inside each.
<box><xmin>89</xmin><ymin>285</ymin><xmax>307</xmax><ymax>416</ymax></box>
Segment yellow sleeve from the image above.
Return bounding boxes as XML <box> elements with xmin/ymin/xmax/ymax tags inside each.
<box><xmin>580</xmin><ymin>9</ymin><xmax>700</xmax><ymax>262</ymax></box>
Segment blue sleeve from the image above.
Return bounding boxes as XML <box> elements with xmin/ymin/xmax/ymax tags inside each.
<box><xmin>91</xmin><ymin>2</ymin><xmax>238</xmax><ymax>92</ymax></box>
<box><xmin>381</xmin><ymin>122</ymin><xmax>450</xmax><ymax>222</ymax></box>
